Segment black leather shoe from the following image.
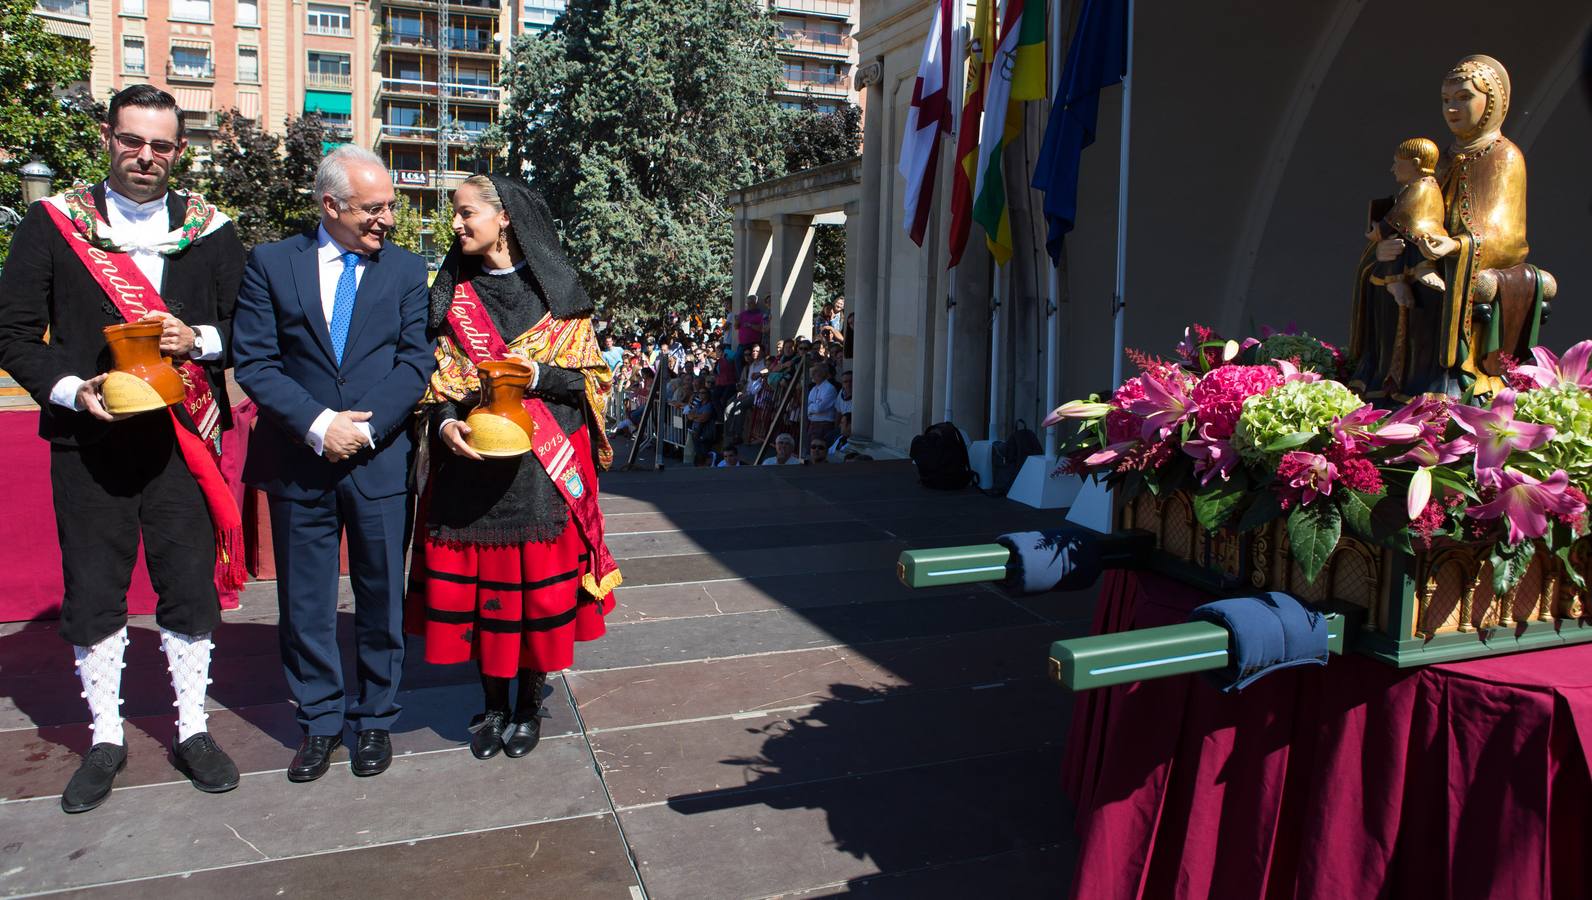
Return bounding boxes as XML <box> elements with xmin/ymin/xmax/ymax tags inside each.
<box><xmin>469</xmin><ymin>711</ymin><xmax>508</xmax><ymax>760</ymax></box>
<box><xmin>351</xmin><ymin>729</ymin><xmax>392</xmax><ymax>777</ymax></box>
<box><xmin>172</xmin><ymin>733</ymin><xmax>240</xmax><ymax>793</ymax></box>
<box><xmin>502</xmin><ymin>713</ymin><xmax>541</xmax><ymax>759</ymax></box>
<box><xmin>61</xmin><ymin>743</ymin><xmax>127</xmax><ymax>814</ymax></box>
<box><xmin>288</xmin><ymin>734</ymin><xmax>342</xmax><ymax>783</ymax></box>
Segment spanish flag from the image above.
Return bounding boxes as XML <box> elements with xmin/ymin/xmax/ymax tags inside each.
<box><xmin>970</xmin><ymin>0</ymin><xmax>1046</xmax><ymax>266</ymax></box>
<box><xmin>947</xmin><ymin>0</ymin><xmax>995</xmax><ymax>269</ymax></box>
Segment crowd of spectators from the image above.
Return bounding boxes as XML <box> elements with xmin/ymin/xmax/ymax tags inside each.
<box><xmin>600</xmin><ymin>293</ymin><xmax>866</xmax><ymax>467</ymax></box>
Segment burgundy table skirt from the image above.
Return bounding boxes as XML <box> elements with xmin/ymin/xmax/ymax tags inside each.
<box><xmin>1063</xmin><ymin>569</ymin><xmax>1592</xmax><ymax>900</ymax></box>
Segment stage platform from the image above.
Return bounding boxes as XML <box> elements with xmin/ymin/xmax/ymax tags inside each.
<box><xmin>0</xmin><ymin>460</ymin><xmax>1089</xmax><ymax>898</ymax></box>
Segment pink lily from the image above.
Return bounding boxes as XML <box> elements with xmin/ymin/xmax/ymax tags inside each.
<box><xmin>1447</xmin><ymin>390</ymin><xmax>1556</xmax><ymax>472</ymax></box>
<box><xmin>1407</xmin><ymin>467</ymin><xmax>1432</xmax><ymax>521</ymax></box>
<box><xmin>1387</xmin><ymin>436</ymin><xmax>1473</xmax><ymax>467</ymax></box>
<box><xmin>1511</xmin><ymin>341</ymin><xmax>1592</xmax><ymax>389</ymax></box>
<box><xmin>1041</xmin><ymin>399</ymin><xmax>1112</xmax><ymax>428</ymax></box>
<box><xmin>1466</xmin><ymin>468</ymin><xmax>1586</xmax><ymax>544</ymax></box>
<box><xmin>1279</xmin><ymin>450</ymin><xmax>1339</xmax><ymax>505</ymax></box>
<box><xmin>1381</xmin><ymin>396</ymin><xmax>1450</xmax><ymax>445</ymax></box>
<box><xmin>1332</xmin><ymin>405</ymin><xmax>1387</xmax><ymax>454</ymax></box>
<box><xmin>1126</xmin><ymin>370</ymin><xmax>1193</xmax><ymax>441</ymax></box>
<box><xmin>1184</xmin><ymin>423</ymin><xmax>1239</xmax><ymax>485</ymax></box>
<box><xmin>1174</xmin><ymin>327</ymin><xmax>1199</xmax><ymax>363</ymax></box>
<box><xmin>1272</xmin><ymin>359</ymin><xmax>1322</xmax><ymax>385</ymax></box>
<box><xmin>1084</xmin><ymin>442</ymin><xmax>1138</xmax><ymax>468</ymax></box>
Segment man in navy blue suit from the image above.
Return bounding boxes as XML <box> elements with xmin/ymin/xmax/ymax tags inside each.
<box><xmin>233</xmin><ymin>146</ymin><xmax>434</xmax><ymax>782</ymax></box>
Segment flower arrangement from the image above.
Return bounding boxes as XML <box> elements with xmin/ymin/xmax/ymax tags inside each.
<box><xmin>1048</xmin><ymin>327</ymin><xmax>1592</xmax><ymax>592</ymax></box>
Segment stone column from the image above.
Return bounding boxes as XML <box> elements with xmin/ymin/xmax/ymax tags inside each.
<box><xmin>851</xmin><ymin>57</ymin><xmax>884</xmax><ymax>442</ymax></box>
<box><xmin>770</xmin><ymin>213</ymin><xmax>816</xmax><ymax>349</ymax></box>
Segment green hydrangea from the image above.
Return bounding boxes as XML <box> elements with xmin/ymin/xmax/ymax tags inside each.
<box><xmin>1511</xmin><ymin>384</ymin><xmax>1592</xmax><ymax>492</ymax></box>
<box><xmin>1254</xmin><ymin>333</ymin><xmax>1337</xmax><ymax>375</ymax></box>
<box><xmin>1232</xmin><ymin>379</ymin><xmax>1364</xmax><ymax>467</ymax></box>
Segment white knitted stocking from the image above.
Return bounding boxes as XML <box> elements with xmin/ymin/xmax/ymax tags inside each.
<box><xmin>73</xmin><ymin>627</ymin><xmax>129</xmax><ymax>747</ymax></box>
<box><xmin>160</xmin><ymin>628</ymin><xmax>214</xmax><ymax>742</ymax></box>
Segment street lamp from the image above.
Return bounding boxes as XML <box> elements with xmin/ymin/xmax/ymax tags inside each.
<box><xmin>20</xmin><ymin>158</ymin><xmax>55</xmax><ymax>206</ymax></box>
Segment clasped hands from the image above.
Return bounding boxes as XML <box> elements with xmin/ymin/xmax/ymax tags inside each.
<box><xmin>323</xmin><ymin>410</ymin><xmax>374</xmax><ymax>463</ymax></box>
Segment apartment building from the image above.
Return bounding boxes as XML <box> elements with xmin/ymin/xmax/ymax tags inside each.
<box><xmin>769</xmin><ymin>0</ymin><xmax>858</xmax><ymax>115</ymax></box>
<box><xmin>371</xmin><ymin>0</ymin><xmax>509</xmax><ymax>257</ymax></box>
<box><xmin>32</xmin><ymin>0</ymin><xmax>381</xmax><ymax>150</ymax></box>
<box><xmin>520</xmin><ymin>0</ymin><xmax>562</xmax><ymax>34</ymax></box>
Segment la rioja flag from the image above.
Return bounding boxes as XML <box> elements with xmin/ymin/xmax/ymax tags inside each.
<box><xmin>897</xmin><ymin>0</ymin><xmax>953</xmax><ymax>247</ymax></box>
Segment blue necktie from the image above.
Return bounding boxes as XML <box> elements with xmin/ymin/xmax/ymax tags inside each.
<box><xmin>329</xmin><ymin>251</ymin><xmax>359</xmax><ymax>365</ymax></box>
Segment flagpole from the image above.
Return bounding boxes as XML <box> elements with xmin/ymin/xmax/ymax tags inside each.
<box><xmin>1110</xmin><ymin>0</ymin><xmax>1134</xmax><ymax>388</ymax></box>
<box><xmin>944</xmin><ymin>11</ymin><xmax>967</xmax><ymax>425</ymax></box>
<box><xmin>988</xmin><ymin>262</ymin><xmax>1002</xmax><ymax>439</ymax></box>
<box><xmin>1042</xmin><ymin>0</ymin><xmax>1063</xmax><ymax>459</ymax></box>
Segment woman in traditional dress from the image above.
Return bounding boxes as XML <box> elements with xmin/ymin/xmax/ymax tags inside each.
<box><xmin>406</xmin><ymin>174</ymin><xmax>621</xmax><ymax>760</ymax></box>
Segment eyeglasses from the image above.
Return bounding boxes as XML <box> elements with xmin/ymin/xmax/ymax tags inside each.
<box><xmin>112</xmin><ymin>132</ymin><xmax>181</xmax><ymax>157</ymax></box>
<box><xmin>341</xmin><ymin>201</ymin><xmax>397</xmax><ymax>218</ymax></box>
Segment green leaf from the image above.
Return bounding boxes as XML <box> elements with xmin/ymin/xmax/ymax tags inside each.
<box><xmin>1427</xmin><ymin>466</ymin><xmax>1478</xmax><ymax>501</ymax></box>
<box><xmin>1264</xmin><ymin>431</ymin><xmax>1317</xmax><ymax>452</ymax></box>
<box><xmin>1338</xmin><ymin>489</ymin><xmax>1384</xmax><ymax>542</ymax></box>
<box><xmin>1557</xmin><ymin>544</ymin><xmax>1587</xmax><ymax>592</ymax></box>
<box><xmin>1490</xmin><ymin>540</ymin><xmax>1537</xmax><ymax>597</ymax></box>
<box><xmin>1287</xmin><ymin>502</ymin><xmax>1342</xmax><ymax>583</ymax></box>
<box><xmin>1237</xmin><ymin>491</ymin><xmax>1286</xmax><ymax>532</ymax></box>
<box><xmin>1192</xmin><ymin>475</ymin><xmax>1248</xmax><ymax>531</ymax></box>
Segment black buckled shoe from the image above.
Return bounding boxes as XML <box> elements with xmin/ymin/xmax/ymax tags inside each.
<box><xmin>173</xmin><ymin>733</ymin><xmax>240</xmax><ymax>793</ymax></box>
<box><xmin>469</xmin><ymin>710</ymin><xmax>508</xmax><ymax>760</ymax></box>
<box><xmin>502</xmin><ymin>712</ymin><xmax>542</xmax><ymax>759</ymax></box>
<box><xmin>61</xmin><ymin>743</ymin><xmax>127</xmax><ymax>814</ymax></box>
<box><xmin>351</xmin><ymin>729</ymin><xmax>392</xmax><ymax>777</ymax></box>
<box><xmin>288</xmin><ymin>734</ymin><xmax>342</xmax><ymax>783</ymax></box>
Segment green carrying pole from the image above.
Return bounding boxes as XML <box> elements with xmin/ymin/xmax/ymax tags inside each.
<box><xmin>896</xmin><ymin>544</ymin><xmax>1012</xmax><ymax>588</ymax></box>
<box><xmin>1048</xmin><ymin>614</ymin><xmax>1348</xmax><ymax>691</ymax></box>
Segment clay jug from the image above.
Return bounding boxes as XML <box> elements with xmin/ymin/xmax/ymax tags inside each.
<box><xmin>101</xmin><ymin>321</ymin><xmax>186</xmax><ymax>415</ymax></box>
<box><xmin>465</xmin><ymin>359</ymin><xmax>536</xmax><ymax>458</ymax></box>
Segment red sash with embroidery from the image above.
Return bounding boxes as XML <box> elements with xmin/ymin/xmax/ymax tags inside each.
<box><xmin>447</xmin><ymin>281</ymin><xmax>621</xmax><ymax>599</ymax></box>
<box><xmin>43</xmin><ymin>200</ymin><xmax>246</xmax><ymax>591</ymax></box>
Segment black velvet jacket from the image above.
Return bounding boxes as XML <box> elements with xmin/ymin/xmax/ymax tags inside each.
<box><xmin>0</xmin><ymin>184</ymin><xmax>244</xmax><ymax>447</ymax></box>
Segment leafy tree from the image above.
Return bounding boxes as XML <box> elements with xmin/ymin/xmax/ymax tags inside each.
<box><xmin>779</xmin><ymin>97</ymin><xmax>861</xmax><ymax>305</ymax></box>
<box><xmin>387</xmin><ymin>193</ymin><xmax>424</xmax><ymax>256</ymax></box>
<box><xmin>0</xmin><ymin>0</ymin><xmax>108</xmax><ymax>263</ymax></box>
<box><xmin>200</xmin><ymin>110</ymin><xmax>325</xmax><ymax>246</ymax></box>
<box><xmin>493</xmin><ymin>0</ymin><xmax>787</xmax><ymax>322</ymax></box>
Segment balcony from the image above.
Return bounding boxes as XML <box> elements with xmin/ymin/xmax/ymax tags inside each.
<box><xmin>305</xmin><ymin>71</ymin><xmax>353</xmax><ymax>90</ymax></box>
<box><xmin>166</xmin><ymin>59</ymin><xmax>216</xmax><ymax>82</ymax></box>
<box><xmin>305</xmin><ymin>24</ymin><xmax>353</xmax><ymax>37</ymax></box>
<box><xmin>771</xmin><ymin>0</ymin><xmax>850</xmax><ymax>20</ymax></box>
<box><xmin>377</xmin><ymin>28</ymin><xmax>500</xmax><ymax>55</ymax></box>
<box><xmin>377</xmin><ymin>77</ymin><xmax>501</xmax><ymax>103</ymax></box>
<box><xmin>34</xmin><ymin>0</ymin><xmax>88</xmax><ymax>18</ymax></box>
<box><xmin>381</xmin><ymin>0</ymin><xmax>497</xmax><ymax>10</ymax></box>
<box><xmin>779</xmin><ymin>30</ymin><xmax>852</xmax><ymax>57</ymax></box>
<box><xmin>377</xmin><ymin>122</ymin><xmax>487</xmax><ymax>145</ymax></box>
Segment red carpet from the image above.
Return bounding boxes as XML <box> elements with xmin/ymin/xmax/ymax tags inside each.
<box><xmin>0</xmin><ymin>408</ymin><xmax>248</xmax><ymax>623</ymax></box>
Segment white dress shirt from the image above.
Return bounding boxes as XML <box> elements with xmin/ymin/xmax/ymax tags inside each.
<box><xmin>49</xmin><ymin>186</ymin><xmax>223</xmax><ymax>410</ymax></box>
<box><xmin>304</xmin><ymin>225</ymin><xmax>375</xmax><ymax>455</ymax></box>
<box><xmin>806</xmin><ymin>379</ymin><xmax>838</xmax><ymax>423</ymax></box>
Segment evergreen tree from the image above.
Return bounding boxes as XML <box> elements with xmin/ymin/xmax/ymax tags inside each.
<box><xmin>0</xmin><ymin>0</ymin><xmax>107</xmax><ymax>263</ymax></box>
<box><xmin>494</xmin><ymin>0</ymin><xmax>787</xmax><ymax>321</ymax></box>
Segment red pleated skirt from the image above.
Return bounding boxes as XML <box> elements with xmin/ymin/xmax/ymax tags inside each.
<box><xmin>405</xmin><ymin>523</ymin><xmax>614</xmax><ymax>677</ymax></box>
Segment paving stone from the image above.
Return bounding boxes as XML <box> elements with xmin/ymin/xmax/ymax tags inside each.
<box><xmin>0</xmin><ymin>736</ymin><xmax>607</xmax><ymax>896</ymax></box>
<box><xmin>573</xmin><ymin>594</ymin><xmax>1042</xmax><ymax>672</ymax></box>
<box><xmin>786</xmin><ymin>844</ymin><xmax>1076</xmax><ymax>899</ymax></box>
<box><xmin>570</xmin><ymin>623</ymin><xmax>1080</xmax><ymax>732</ymax></box>
<box><xmin>621</xmin><ymin>747</ymin><xmax>1067</xmax><ymax>900</ymax></box>
<box><xmin>605</xmin><ymin>569</ymin><xmax>976</xmax><ymax>626</ymax></box>
<box><xmin>607</xmin><ymin>519</ymin><xmax>889</xmax><ymax>560</ymax></box>
<box><xmin>592</xmin><ymin>680</ymin><xmax>1068</xmax><ymax>808</ymax></box>
<box><xmin>59</xmin><ymin>814</ymin><xmax>642</xmax><ymax>900</ymax></box>
<box><xmin>613</xmin><ymin>539</ymin><xmax>911</xmax><ymax>587</ymax></box>
<box><xmin>0</xmin><ymin>678</ymin><xmax>576</xmax><ymax>801</ymax></box>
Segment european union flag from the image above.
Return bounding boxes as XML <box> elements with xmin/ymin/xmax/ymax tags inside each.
<box><xmin>1031</xmin><ymin>0</ymin><xmax>1129</xmax><ymax>265</ymax></box>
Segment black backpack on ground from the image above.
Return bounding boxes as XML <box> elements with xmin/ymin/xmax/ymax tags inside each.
<box><xmin>989</xmin><ymin>419</ymin><xmax>1044</xmax><ymax>496</ymax></box>
<box><xmin>910</xmin><ymin>422</ymin><xmax>975</xmax><ymax>490</ymax></box>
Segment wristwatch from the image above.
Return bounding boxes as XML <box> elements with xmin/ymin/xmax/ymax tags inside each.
<box><xmin>190</xmin><ymin>329</ymin><xmax>205</xmax><ymax>358</ymax></box>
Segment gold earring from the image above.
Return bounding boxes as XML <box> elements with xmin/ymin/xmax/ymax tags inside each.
<box><xmin>495</xmin><ymin>230</ymin><xmax>506</xmax><ymax>253</ymax></box>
